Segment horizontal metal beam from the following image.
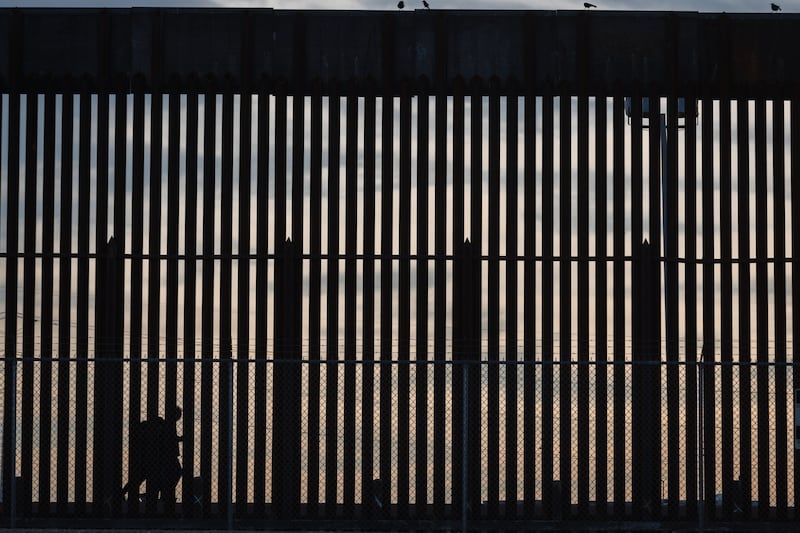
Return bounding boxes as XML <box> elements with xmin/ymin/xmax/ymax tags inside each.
<box><xmin>2</xmin><ymin>8</ymin><xmax>800</xmax><ymax>95</ymax></box>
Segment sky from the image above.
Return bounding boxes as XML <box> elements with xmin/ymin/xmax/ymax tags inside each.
<box><xmin>1</xmin><ymin>0</ymin><xmax>798</xmax><ymax>12</ymax></box>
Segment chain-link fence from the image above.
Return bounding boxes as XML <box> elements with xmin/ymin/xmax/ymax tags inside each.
<box><xmin>1</xmin><ymin>356</ymin><xmax>798</xmax><ymax>527</ymax></box>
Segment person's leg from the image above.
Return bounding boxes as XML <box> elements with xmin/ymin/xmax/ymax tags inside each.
<box><xmin>161</xmin><ymin>459</ymin><xmax>181</xmax><ymax>503</ymax></box>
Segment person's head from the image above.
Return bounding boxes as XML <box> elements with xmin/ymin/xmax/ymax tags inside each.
<box><xmin>168</xmin><ymin>406</ymin><xmax>182</xmax><ymax>422</ymax></box>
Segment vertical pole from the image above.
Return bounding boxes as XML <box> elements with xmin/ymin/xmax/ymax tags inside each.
<box><xmin>577</xmin><ymin>93</ymin><xmax>590</xmax><ymax>518</ymax></box>
<box><xmin>505</xmin><ymin>94</ymin><xmax>519</xmax><ymax>520</ymax></box>
<box><xmin>326</xmin><ymin>94</ymin><xmax>341</xmax><ymax>518</ymax></box>
<box><xmin>76</xmin><ymin>90</ymin><xmax>91</xmax><ymax>515</ymax></box>
<box><xmin>10</xmin><ymin>362</ymin><xmax>17</xmax><ymax>527</ymax></box>
<box><xmin>308</xmin><ymin>90</ymin><xmax>322</xmax><ymax>517</ymax></box>
<box><xmin>145</xmin><ymin>92</ymin><xmax>164</xmax><ymax>513</ymax></box>
<box><xmin>145</xmin><ymin>89</ymin><xmax>163</xmax><ymax>512</ymax></box>
<box><xmin>541</xmin><ymin>93</ymin><xmax>554</xmax><ymax>517</ymax></box>
<box><xmin>0</xmin><ymin>78</ymin><xmax>5</xmax><ymax>524</ymax></box>
<box><xmin>3</xmin><ymin>91</ymin><xmax>20</xmax><ymax>521</ymax></box>
<box><xmin>21</xmin><ymin>91</ymin><xmax>39</xmax><ymax>519</ymax></box>
<box><xmin>558</xmin><ymin>92</ymin><xmax>572</xmax><ymax>520</ymax></box>
<box><xmin>219</xmin><ymin>90</ymin><xmax>233</xmax><ymax>515</ymax></box>
<box><xmin>183</xmin><ymin>91</ymin><xmax>198</xmax><ymax>517</ymax></box>
<box><xmin>719</xmin><ymin>98</ymin><xmax>735</xmax><ymax>518</ymax></box>
<box><xmin>93</xmin><ymin>238</ymin><xmax>123</xmax><ymax>516</ymax></box>
<box><xmin>791</xmin><ymin>96</ymin><xmax>800</xmax><ymax>519</ymax></box>
<box><xmin>632</xmin><ymin>240</ymin><xmax>661</xmax><ymax>517</ymax></box>
<box><xmin>416</xmin><ymin>93</ymin><xmax>430</xmax><ymax>517</ymax></box>
<box><xmin>379</xmin><ymin>93</ymin><xmax>393</xmax><ymax>517</ymax></box>
<box><xmin>129</xmin><ymin>89</ymin><xmax>145</xmax><ymax>512</ymax></box>
<box><xmin>397</xmin><ymin>86</ymin><xmax>411</xmax><ymax>517</ymax></box>
<box><xmin>684</xmin><ymin>96</ymin><xmax>699</xmax><ymax>519</ymax></box>
<box><xmin>431</xmin><ymin>18</ymin><xmax>448</xmax><ymax>514</ymax></box>
<box><xmin>236</xmin><ymin>93</ymin><xmax>252</xmax><ymax>518</ymax></box>
<box><xmin>290</xmin><ymin>86</ymin><xmax>307</xmax><ymax>515</ymax></box>
<box><xmin>462</xmin><ymin>362</ymin><xmax>468</xmax><ymax>533</ymax></box>
<box><xmin>439</xmin><ymin>85</ymin><xmax>458</xmax><ymax>518</ymax></box>
<box><xmin>344</xmin><ymin>92</ymin><xmax>359</xmax><ymax>516</ymax></box>
<box><xmin>362</xmin><ymin>90</ymin><xmax>376</xmax><ymax>519</ymax></box>
<box><xmin>594</xmin><ymin>95</ymin><xmax>609</xmax><ymax>517</ymax></box>
<box><xmin>469</xmin><ymin>98</ymin><xmax>482</xmax><ymax>531</ymax></box>
<box><xmin>698</xmin><ymin>354</ymin><xmax>704</xmax><ymax>532</ymax></box>
<box><xmin>291</xmin><ymin>236</ymin><xmax>302</xmax><ymax>519</ymax></box>
<box><xmin>665</xmin><ymin>98</ymin><xmax>681</xmax><ymax>515</ymax></box>
<box><xmin>772</xmin><ymin>99</ymin><xmax>788</xmax><ymax>518</ymax></box>
<box><xmin>200</xmin><ymin>87</ymin><xmax>217</xmax><ymax>517</ymax></box>
<box><xmin>701</xmin><ymin>97</ymin><xmax>716</xmax><ymax>516</ymax></box>
<box><xmin>254</xmin><ymin>89</ymin><xmax>269</xmax><ymax>517</ymax></box>
<box><xmin>612</xmin><ymin>95</ymin><xmax>626</xmax><ymax>519</ymax></box>
<box><xmin>523</xmin><ymin>22</ymin><xmax>539</xmax><ymax>516</ymax></box>
<box><xmin>147</xmin><ymin>93</ymin><xmax>163</xmax><ymax>429</ymax></box>
<box><xmin>755</xmin><ymin>98</ymin><xmax>769</xmax><ymax>518</ymax></box>
<box><xmin>660</xmin><ymin>114</ymin><xmax>668</xmax><ymax>283</ymax></box>
<box><xmin>522</xmin><ymin>90</ymin><xmax>537</xmax><ymax>519</ymax></box>
<box><xmin>273</xmin><ymin>239</ymin><xmax>301</xmax><ymax>518</ymax></box>
<box><xmin>487</xmin><ymin>89</ymin><xmax>501</xmax><ymax>519</ymax></box>
<box><xmin>454</xmin><ymin>240</ymin><xmax>479</xmax><ymax>519</ymax></box>
<box><xmin>166</xmin><ymin>91</ymin><xmax>181</xmax><ymax>517</ymax></box>
<box><xmin>228</xmin><ymin>359</ymin><xmax>233</xmax><ymax>530</ymax></box>
<box><xmin>39</xmin><ymin>90</ymin><xmax>56</xmax><ymax>514</ymax></box>
<box><xmin>57</xmin><ymin>92</ymin><xmax>74</xmax><ymax>516</ymax></box>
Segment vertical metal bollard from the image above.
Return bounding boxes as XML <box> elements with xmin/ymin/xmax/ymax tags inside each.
<box><xmin>697</xmin><ymin>355</ymin><xmax>704</xmax><ymax>532</ymax></box>
<box><xmin>10</xmin><ymin>358</ymin><xmax>17</xmax><ymax>528</ymax></box>
<box><xmin>454</xmin><ymin>238</ymin><xmax>479</xmax><ymax>526</ymax></box>
<box><xmin>462</xmin><ymin>361</ymin><xmax>468</xmax><ymax>533</ymax></box>
<box><xmin>228</xmin><ymin>358</ymin><xmax>234</xmax><ymax>530</ymax></box>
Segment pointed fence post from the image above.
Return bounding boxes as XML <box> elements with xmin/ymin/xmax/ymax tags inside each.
<box><xmin>632</xmin><ymin>239</ymin><xmax>662</xmax><ymax>518</ymax></box>
<box><xmin>453</xmin><ymin>239</ymin><xmax>481</xmax><ymax>521</ymax></box>
<box><xmin>92</xmin><ymin>236</ymin><xmax>123</xmax><ymax>516</ymax></box>
<box><xmin>273</xmin><ymin>238</ymin><xmax>302</xmax><ymax>518</ymax></box>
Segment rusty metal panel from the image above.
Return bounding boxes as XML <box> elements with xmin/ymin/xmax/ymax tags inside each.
<box><xmin>304</xmin><ymin>13</ymin><xmax>386</xmax><ymax>85</ymax></box>
<box><xmin>445</xmin><ymin>13</ymin><xmax>527</xmax><ymax>87</ymax></box>
<box><xmin>726</xmin><ymin>17</ymin><xmax>800</xmax><ymax>89</ymax></box>
<box><xmin>4</xmin><ymin>9</ymin><xmax>800</xmax><ymax>94</ymax></box>
<box><xmin>0</xmin><ymin>12</ymin><xmax>9</xmax><ymax>85</ymax></box>
<box><xmin>585</xmin><ymin>13</ymin><xmax>686</xmax><ymax>89</ymax></box>
<box><xmin>22</xmin><ymin>12</ymin><xmax>98</xmax><ymax>81</ymax></box>
<box><xmin>161</xmin><ymin>10</ymin><xmax>246</xmax><ymax>83</ymax></box>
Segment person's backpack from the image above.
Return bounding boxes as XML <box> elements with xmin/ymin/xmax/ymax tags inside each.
<box><xmin>122</xmin><ymin>417</ymin><xmax>164</xmax><ymax>497</ymax></box>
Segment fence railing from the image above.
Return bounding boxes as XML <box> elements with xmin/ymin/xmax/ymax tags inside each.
<box><xmin>1</xmin><ymin>356</ymin><xmax>797</xmax><ymax>526</ymax></box>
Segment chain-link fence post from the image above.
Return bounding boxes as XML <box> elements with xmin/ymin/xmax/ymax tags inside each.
<box><xmin>93</xmin><ymin>236</ymin><xmax>123</xmax><ymax>517</ymax></box>
<box><xmin>461</xmin><ymin>360</ymin><xmax>468</xmax><ymax>533</ymax></box>
<box><xmin>9</xmin><ymin>357</ymin><xmax>17</xmax><ymax>528</ymax></box>
<box><xmin>697</xmin><ymin>351</ymin><xmax>705</xmax><ymax>533</ymax></box>
<box><xmin>273</xmin><ymin>238</ymin><xmax>302</xmax><ymax>519</ymax></box>
<box><xmin>454</xmin><ymin>238</ymin><xmax>479</xmax><ymax>529</ymax></box>
<box><xmin>632</xmin><ymin>240</ymin><xmax>661</xmax><ymax>518</ymax></box>
<box><xmin>228</xmin><ymin>357</ymin><xmax>234</xmax><ymax>530</ymax></box>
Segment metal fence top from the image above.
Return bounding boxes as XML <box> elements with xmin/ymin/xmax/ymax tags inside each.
<box><xmin>2</xmin><ymin>9</ymin><xmax>800</xmax><ymax>96</ymax></box>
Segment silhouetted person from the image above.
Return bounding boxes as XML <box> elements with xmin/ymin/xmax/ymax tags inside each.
<box><xmin>423</xmin><ymin>0</ymin><xmax>430</xmax><ymax>8</ymax></box>
<box><xmin>151</xmin><ymin>406</ymin><xmax>183</xmax><ymax>503</ymax></box>
<box><xmin>584</xmin><ymin>2</ymin><xmax>597</xmax><ymax>7</ymax></box>
<box><xmin>397</xmin><ymin>1</ymin><xmax>404</xmax><ymax>8</ymax></box>
<box><xmin>121</xmin><ymin>407</ymin><xmax>184</xmax><ymax>504</ymax></box>
<box><xmin>772</xmin><ymin>2</ymin><xmax>782</xmax><ymax>10</ymax></box>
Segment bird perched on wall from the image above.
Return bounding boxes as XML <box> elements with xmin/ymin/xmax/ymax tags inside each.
<box><xmin>398</xmin><ymin>0</ymin><xmax>404</xmax><ymax>7</ymax></box>
<box><xmin>771</xmin><ymin>2</ymin><xmax>782</xmax><ymax>10</ymax></box>
<box><xmin>584</xmin><ymin>2</ymin><xmax>597</xmax><ymax>8</ymax></box>
<box><xmin>423</xmin><ymin>0</ymin><xmax>430</xmax><ymax>8</ymax></box>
